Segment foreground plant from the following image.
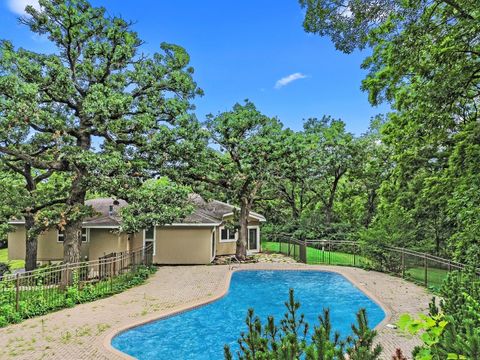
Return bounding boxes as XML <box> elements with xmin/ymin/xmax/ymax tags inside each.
<box><xmin>398</xmin><ymin>270</ymin><xmax>480</xmax><ymax>359</ymax></box>
<box><xmin>224</xmin><ymin>288</ymin><xmax>382</xmax><ymax>360</ymax></box>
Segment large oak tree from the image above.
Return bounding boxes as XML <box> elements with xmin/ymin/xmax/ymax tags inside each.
<box><xmin>183</xmin><ymin>101</ymin><xmax>285</xmax><ymax>260</ymax></box>
<box><xmin>0</xmin><ymin>0</ymin><xmax>202</xmax><ymax>264</ymax></box>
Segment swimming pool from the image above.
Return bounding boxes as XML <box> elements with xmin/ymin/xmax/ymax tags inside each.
<box><xmin>112</xmin><ymin>270</ymin><xmax>385</xmax><ymax>359</ymax></box>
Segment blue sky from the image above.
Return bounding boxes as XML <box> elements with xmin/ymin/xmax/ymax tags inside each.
<box><xmin>0</xmin><ymin>0</ymin><xmax>388</xmax><ymax>134</ymax></box>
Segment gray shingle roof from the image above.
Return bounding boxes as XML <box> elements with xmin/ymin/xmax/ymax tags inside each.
<box><xmin>82</xmin><ymin>198</ymin><xmax>127</xmax><ymax>227</ymax></box>
<box><xmin>185</xmin><ymin>194</ymin><xmax>266</xmax><ymax>224</ymax></box>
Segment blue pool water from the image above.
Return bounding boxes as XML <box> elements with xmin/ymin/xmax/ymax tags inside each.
<box><xmin>112</xmin><ymin>271</ymin><xmax>385</xmax><ymax>359</ymax></box>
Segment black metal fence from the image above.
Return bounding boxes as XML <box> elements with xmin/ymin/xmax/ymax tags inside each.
<box><xmin>0</xmin><ymin>244</ymin><xmax>153</xmax><ymax>321</ymax></box>
<box><xmin>262</xmin><ymin>235</ymin><xmax>477</xmax><ymax>289</ymax></box>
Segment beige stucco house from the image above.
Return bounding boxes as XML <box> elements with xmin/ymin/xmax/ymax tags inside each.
<box><xmin>7</xmin><ymin>195</ymin><xmax>265</xmax><ymax>266</ymax></box>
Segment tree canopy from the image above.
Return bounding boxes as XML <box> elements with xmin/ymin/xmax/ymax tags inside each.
<box><xmin>299</xmin><ymin>0</ymin><xmax>480</xmax><ymax>262</ymax></box>
<box><xmin>0</xmin><ymin>0</ymin><xmax>202</xmax><ymax>264</ymax></box>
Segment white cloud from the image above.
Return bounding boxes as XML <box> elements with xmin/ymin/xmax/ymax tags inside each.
<box><xmin>7</xmin><ymin>0</ymin><xmax>40</xmax><ymax>15</ymax></box>
<box><xmin>274</xmin><ymin>72</ymin><xmax>307</xmax><ymax>89</ymax></box>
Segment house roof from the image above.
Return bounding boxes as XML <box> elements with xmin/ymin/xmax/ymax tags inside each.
<box><xmin>187</xmin><ymin>194</ymin><xmax>266</xmax><ymax>223</ymax></box>
<box><xmin>82</xmin><ymin>198</ymin><xmax>127</xmax><ymax>227</ymax></box>
<box><xmin>8</xmin><ymin>195</ymin><xmax>266</xmax><ymax>228</ymax></box>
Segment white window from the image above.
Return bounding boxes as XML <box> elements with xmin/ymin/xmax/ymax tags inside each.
<box><xmin>219</xmin><ymin>226</ymin><xmax>237</xmax><ymax>242</ymax></box>
<box><xmin>57</xmin><ymin>228</ymin><xmax>89</xmax><ymax>242</ymax></box>
<box><xmin>143</xmin><ymin>226</ymin><xmax>156</xmax><ymax>255</ymax></box>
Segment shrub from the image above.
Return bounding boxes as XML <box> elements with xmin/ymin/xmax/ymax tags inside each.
<box><xmin>224</xmin><ymin>289</ymin><xmax>382</xmax><ymax>360</ymax></box>
<box><xmin>399</xmin><ymin>269</ymin><xmax>480</xmax><ymax>359</ymax></box>
<box><xmin>0</xmin><ymin>262</ymin><xmax>10</xmax><ymax>277</ymax></box>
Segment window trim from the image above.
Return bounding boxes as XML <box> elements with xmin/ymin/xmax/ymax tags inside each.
<box><xmin>219</xmin><ymin>226</ymin><xmax>237</xmax><ymax>243</ymax></box>
<box><xmin>57</xmin><ymin>230</ymin><xmax>64</xmax><ymax>243</ymax></box>
<box><xmin>143</xmin><ymin>226</ymin><xmax>156</xmax><ymax>256</ymax></box>
<box><xmin>247</xmin><ymin>225</ymin><xmax>260</xmax><ymax>252</ymax></box>
<box><xmin>211</xmin><ymin>228</ymin><xmax>216</xmax><ymax>261</ymax></box>
<box><xmin>57</xmin><ymin>228</ymin><xmax>89</xmax><ymax>243</ymax></box>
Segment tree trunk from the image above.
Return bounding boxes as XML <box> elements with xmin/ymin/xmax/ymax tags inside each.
<box><xmin>236</xmin><ymin>199</ymin><xmax>251</xmax><ymax>261</ymax></box>
<box><xmin>364</xmin><ymin>189</ymin><xmax>377</xmax><ymax>228</ymax></box>
<box><xmin>63</xmin><ymin>170</ymin><xmax>87</xmax><ymax>264</ymax></box>
<box><xmin>63</xmin><ymin>219</ymin><xmax>83</xmax><ymax>264</ymax></box>
<box><xmin>24</xmin><ymin>214</ymin><xmax>38</xmax><ymax>271</ymax></box>
<box><xmin>325</xmin><ymin>175</ymin><xmax>340</xmax><ymax>226</ymax></box>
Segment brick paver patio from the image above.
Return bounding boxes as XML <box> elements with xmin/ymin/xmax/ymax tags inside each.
<box><xmin>0</xmin><ymin>263</ymin><xmax>432</xmax><ymax>360</ymax></box>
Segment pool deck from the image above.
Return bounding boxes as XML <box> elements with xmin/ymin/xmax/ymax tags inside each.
<box><xmin>0</xmin><ymin>263</ymin><xmax>432</xmax><ymax>360</ymax></box>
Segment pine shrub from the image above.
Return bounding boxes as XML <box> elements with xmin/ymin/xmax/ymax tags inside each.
<box><xmin>225</xmin><ymin>288</ymin><xmax>382</xmax><ymax>360</ymax></box>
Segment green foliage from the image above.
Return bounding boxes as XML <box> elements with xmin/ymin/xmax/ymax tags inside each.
<box><xmin>184</xmin><ymin>100</ymin><xmax>285</xmax><ymax>258</ymax></box>
<box><xmin>399</xmin><ymin>270</ymin><xmax>480</xmax><ymax>359</ymax></box>
<box><xmin>398</xmin><ymin>312</ymin><xmax>450</xmax><ymax>360</ymax></box>
<box><xmin>119</xmin><ymin>179</ymin><xmax>193</xmax><ymax>233</ymax></box>
<box><xmin>0</xmin><ymin>0</ymin><xmax>203</xmax><ymax>264</ymax></box>
<box><xmin>299</xmin><ymin>0</ymin><xmax>480</xmax><ymax>262</ymax></box>
<box><xmin>224</xmin><ymin>289</ymin><xmax>382</xmax><ymax>360</ymax></box>
<box><xmin>259</xmin><ymin>116</ymin><xmax>389</xmax><ymax>244</ymax></box>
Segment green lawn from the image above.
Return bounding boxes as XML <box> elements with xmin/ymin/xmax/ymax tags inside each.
<box><xmin>262</xmin><ymin>241</ymin><xmax>451</xmax><ymax>291</ymax></box>
<box><xmin>262</xmin><ymin>241</ymin><xmax>369</xmax><ymax>266</ymax></box>
<box><xmin>405</xmin><ymin>266</ymin><xmax>450</xmax><ymax>289</ymax></box>
<box><xmin>0</xmin><ymin>248</ymin><xmax>25</xmax><ymax>270</ymax></box>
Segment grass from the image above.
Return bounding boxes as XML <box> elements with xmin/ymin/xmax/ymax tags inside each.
<box><xmin>405</xmin><ymin>266</ymin><xmax>449</xmax><ymax>289</ymax></box>
<box><xmin>262</xmin><ymin>242</ymin><xmax>369</xmax><ymax>266</ymax></box>
<box><xmin>0</xmin><ymin>248</ymin><xmax>25</xmax><ymax>270</ymax></box>
<box><xmin>263</xmin><ymin>241</ymin><xmax>450</xmax><ymax>290</ymax></box>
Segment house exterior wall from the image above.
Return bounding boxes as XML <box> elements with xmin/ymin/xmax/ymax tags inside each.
<box><xmin>88</xmin><ymin>229</ymin><xmax>128</xmax><ymax>260</ymax></box>
<box><xmin>7</xmin><ymin>225</ymin><xmax>26</xmax><ymax>261</ymax></box>
<box><xmin>215</xmin><ymin>217</ymin><xmax>262</xmax><ymax>256</ymax></box>
<box><xmin>8</xmin><ymin>226</ymin><xmax>89</xmax><ymax>263</ymax></box>
<box><xmin>154</xmin><ymin>226</ymin><xmax>213</xmax><ymax>264</ymax></box>
<box><xmin>215</xmin><ymin>225</ymin><xmax>235</xmax><ymax>256</ymax></box>
<box><xmin>131</xmin><ymin>231</ymin><xmax>144</xmax><ymax>250</ymax></box>
<box><xmin>7</xmin><ymin>215</ymin><xmax>263</xmax><ymax>265</ymax></box>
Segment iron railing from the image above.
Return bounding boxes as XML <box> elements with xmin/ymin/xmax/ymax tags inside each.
<box><xmin>0</xmin><ymin>244</ymin><xmax>153</xmax><ymax>319</ymax></box>
<box><xmin>262</xmin><ymin>235</ymin><xmax>478</xmax><ymax>289</ymax></box>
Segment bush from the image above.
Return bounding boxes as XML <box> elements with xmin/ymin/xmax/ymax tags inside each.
<box><xmin>399</xmin><ymin>269</ymin><xmax>480</xmax><ymax>359</ymax></box>
<box><xmin>0</xmin><ymin>262</ymin><xmax>10</xmax><ymax>277</ymax></box>
<box><xmin>224</xmin><ymin>289</ymin><xmax>382</xmax><ymax>360</ymax></box>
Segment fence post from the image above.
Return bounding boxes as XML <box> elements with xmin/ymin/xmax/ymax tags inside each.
<box><xmin>65</xmin><ymin>263</ymin><xmax>69</xmax><ymax>288</ymax></box>
<box><xmin>300</xmin><ymin>241</ymin><xmax>307</xmax><ymax>264</ymax></box>
<box><xmin>328</xmin><ymin>241</ymin><xmax>331</xmax><ymax>265</ymax></box>
<box><xmin>110</xmin><ymin>260</ymin><xmax>113</xmax><ymax>292</ymax></box>
<box><xmin>424</xmin><ymin>253</ymin><xmax>428</xmax><ymax>287</ymax></box>
<box><xmin>15</xmin><ymin>273</ymin><xmax>20</xmax><ymax>312</ymax></box>
<box><xmin>401</xmin><ymin>249</ymin><xmax>405</xmax><ymax>278</ymax></box>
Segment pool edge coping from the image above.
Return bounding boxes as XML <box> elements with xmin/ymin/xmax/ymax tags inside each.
<box><xmin>102</xmin><ymin>265</ymin><xmax>393</xmax><ymax>359</ymax></box>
